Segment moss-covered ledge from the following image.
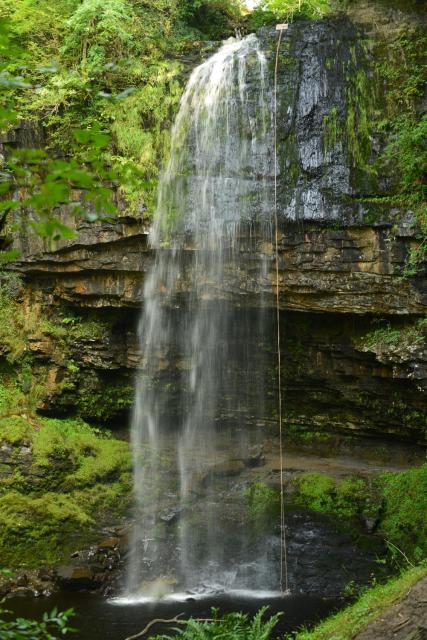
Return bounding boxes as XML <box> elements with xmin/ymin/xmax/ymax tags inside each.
<box><xmin>0</xmin><ymin>415</ymin><xmax>131</xmax><ymax>569</ymax></box>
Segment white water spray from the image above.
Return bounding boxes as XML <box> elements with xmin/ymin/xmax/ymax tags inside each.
<box><xmin>126</xmin><ymin>34</ymin><xmax>281</xmax><ymax>600</ymax></box>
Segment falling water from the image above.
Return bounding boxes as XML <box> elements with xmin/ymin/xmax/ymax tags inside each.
<box><xmin>126</xmin><ymin>34</ymin><xmax>279</xmax><ymax>600</ymax></box>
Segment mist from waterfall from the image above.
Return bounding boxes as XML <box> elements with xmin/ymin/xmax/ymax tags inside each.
<box><xmin>126</xmin><ymin>34</ymin><xmax>280</xmax><ymax>600</ymax></box>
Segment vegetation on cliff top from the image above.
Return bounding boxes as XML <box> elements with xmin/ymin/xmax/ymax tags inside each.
<box><xmin>1</xmin><ymin>0</ymin><xmax>425</xmax><ymax>263</ymax></box>
<box><xmin>0</xmin><ymin>0</ymin><xmax>244</xmax><ymax>229</ymax></box>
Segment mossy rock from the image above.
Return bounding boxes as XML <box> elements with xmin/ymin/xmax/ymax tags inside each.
<box><xmin>0</xmin><ymin>415</ymin><xmax>132</xmax><ymax>568</ymax></box>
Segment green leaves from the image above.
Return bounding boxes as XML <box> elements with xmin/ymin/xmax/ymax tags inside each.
<box><xmin>61</xmin><ymin>0</ymin><xmax>137</xmax><ymax>68</ymax></box>
<box><xmin>151</xmin><ymin>607</ymin><xmax>282</xmax><ymax>640</ymax></box>
<box><xmin>1</xmin><ymin>124</ymin><xmax>119</xmax><ymax>242</ymax></box>
<box><xmin>384</xmin><ymin>114</ymin><xmax>427</xmax><ymax>202</ymax></box>
<box><xmin>250</xmin><ymin>0</ymin><xmax>331</xmax><ymax>26</ymax></box>
<box><xmin>0</xmin><ymin>20</ymin><xmax>125</xmax><ymax>245</ymax></box>
<box><xmin>0</xmin><ymin>607</ymin><xmax>75</xmax><ymax>640</ymax></box>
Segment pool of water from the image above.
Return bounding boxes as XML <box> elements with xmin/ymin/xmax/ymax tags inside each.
<box><xmin>7</xmin><ymin>591</ymin><xmax>344</xmax><ymax>639</ymax></box>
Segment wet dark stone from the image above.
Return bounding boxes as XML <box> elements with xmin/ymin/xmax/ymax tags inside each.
<box><xmin>57</xmin><ymin>566</ymin><xmax>97</xmax><ymax>589</ymax></box>
<box><xmin>159</xmin><ymin>507</ymin><xmax>183</xmax><ymax>524</ymax></box>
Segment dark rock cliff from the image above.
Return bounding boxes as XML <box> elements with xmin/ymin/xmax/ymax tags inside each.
<box><xmin>2</xmin><ymin>0</ymin><xmax>426</xmax><ymax>442</ymax></box>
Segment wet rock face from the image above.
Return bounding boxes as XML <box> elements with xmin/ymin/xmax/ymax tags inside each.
<box><xmin>10</xmin><ymin>221</ymin><xmax>426</xmax><ymax>314</ymax></box>
<box><xmin>57</xmin><ymin>536</ymin><xmax>124</xmax><ymax>594</ymax></box>
<box><xmin>0</xmin><ymin>569</ymin><xmax>56</xmax><ymax>599</ymax></box>
<box><xmin>263</xmin><ymin>18</ymin><xmax>364</xmax><ymax>222</ymax></box>
<box><xmin>28</xmin><ymin>305</ymin><xmax>425</xmax><ymax>441</ymax></box>
<box><xmin>281</xmin><ymin>312</ymin><xmax>427</xmax><ymax>442</ymax></box>
<box><xmin>285</xmin><ymin>510</ymin><xmax>385</xmax><ymax>595</ymax></box>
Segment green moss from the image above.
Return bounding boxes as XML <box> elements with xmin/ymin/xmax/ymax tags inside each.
<box><xmin>295</xmin><ymin>473</ymin><xmax>336</xmax><ymax>512</ymax></box>
<box><xmin>379</xmin><ymin>464</ymin><xmax>427</xmax><ymax>562</ymax></box>
<box><xmin>293</xmin><ymin>472</ymin><xmax>376</xmax><ymax>521</ymax></box>
<box><xmin>0</xmin><ymin>414</ymin><xmax>131</xmax><ymax>567</ymax></box>
<box><xmin>0</xmin><ymin>416</ymin><xmax>30</xmax><ymax>444</ymax></box>
<box><xmin>322</xmin><ymin>106</ymin><xmax>339</xmax><ymax>156</ymax></box>
<box><xmin>0</xmin><ymin>375</ymin><xmax>47</xmax><ymax>419</ymax></box>
<box><xmin>293</xmin><ymin>465</ymin><xmax>427</xmax><ymax>563</ymax></box>
<box><xmin>74</xmin><ymin>373</ymin><xmax>134</xmax><ymax>422</ymax></box>
<box><xmin>0</xmin><ymin>490</ymin><xmax>91</xmax><ymax>566</ymax></box>
<box><xmin>287</xmin><ymin>424</ymin><xmax>333</xmax><ymax>443</ymax></box>
<box><xmin>65</xmin><ymin>438</ymin><xmax>130</xmax><ymax>487</ymax></box>
<box><xmin>246</xmin><ymin>482</ymin><xmax>280</xmax><ymax>527</ymax></box>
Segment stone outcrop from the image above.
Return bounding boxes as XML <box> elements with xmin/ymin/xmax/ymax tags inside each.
<box><xmin>21</xmin><ymin>302</ymin><xmax>425</xmax><ymax>441</ymax></box>
<box><xmin>1</xmin><ymin>1</ymin><xmax>425</xmax><ymax>441</ymax></box>
<box><xmin>9</xmin><ymin>218</ymin><xmax>426</xmax><ymax>315</ymax></box>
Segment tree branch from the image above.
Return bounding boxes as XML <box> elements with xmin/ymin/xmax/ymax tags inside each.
<box><xmin>123</xmin><ymin>613</ymin><xmax>185</xmax><ymax>640</ymax></box>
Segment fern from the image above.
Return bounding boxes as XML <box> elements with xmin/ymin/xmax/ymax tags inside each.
<box><xmin>150</xmin><ymin>607</ymin><xmax>281</xmax><ymax>640</ymax></box>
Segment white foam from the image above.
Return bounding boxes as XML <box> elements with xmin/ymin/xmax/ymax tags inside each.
<box><xmin>110</xmin><ymin>589</ymin><xmax>288</xmax><ymax>606</ymax></box>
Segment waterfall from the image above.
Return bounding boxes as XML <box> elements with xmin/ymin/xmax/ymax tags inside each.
<box><xmin>126</xmin><ymin>34</ymin><xmax>280</xmax><ymax>600</ymax></box>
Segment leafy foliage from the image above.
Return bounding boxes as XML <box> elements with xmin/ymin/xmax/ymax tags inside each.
<box><xmin>183</xmin><ymin>0</ymin><xmax>243</xmax><ymax>39</ymax></box>
<box><xmin>249</xmin><ymin>0</ymin><xmax>332</xmax><ymax>28</ymax></box>
<box><xmin>1</xmin><ymin>127</ymin><xmax>118</xmax><ymax>244</ymax></box>
<box><xmin>151</xmin><ymin>607</ymin><xmax>281</xmax><ymax>640</ymax></box>
<box><xmin>0</xmin><ymin>0</ymin><xmax>245</xmax><ymax>228</ymax></box>
<box><xmin>384</xmin><ymin>114</ymin><xmax>427</xmax><ymax>200</ymax></box>
<box><xmin>0</xmin><ymin>18</ymin><xmax>130</xmax><ymax>245</ymax></box>
<box><xmin>358</xmin><ymin>318</ymin><xmax>427</xmax><ymax>353</ymax></box>
<box><xmin>372</xmin><ymin>28</ymin><xmax>427</xmax><ymax>275</ymax></box>
<box><xmin>0</xmin><ymin>607</ymin><xmax>75</xmax><ymax>640</ymax></box>
<box><xmin>62</xmin><ymin>0</ymin><xmax>136</xmax><ymax>69</ymax></box>
<box><xmin>383</xmin><ymin>114</ymin><xmax>427</xmax><ymax>276</ymax></box>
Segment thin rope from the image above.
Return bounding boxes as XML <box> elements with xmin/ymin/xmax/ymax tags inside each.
<box><xmin>274</xmin><ymin>25</ymin><xmax>289</xmax><ymax>596</ymax></box>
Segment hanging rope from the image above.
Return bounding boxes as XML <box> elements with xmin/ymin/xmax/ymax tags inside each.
<box><xmin>274</xmin><ymin>24</ymin><xmax>289</xmax><ymax>596</ymax></box>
